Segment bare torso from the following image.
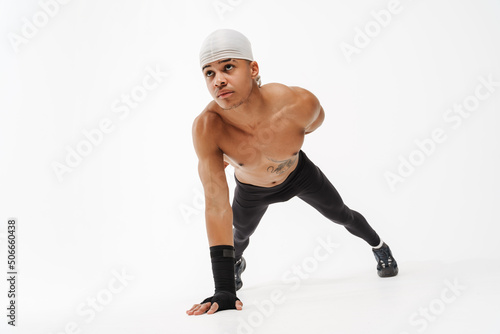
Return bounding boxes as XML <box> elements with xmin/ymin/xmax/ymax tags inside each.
<box><xmin>202</xmin><ymin>83</ymin><xmax>308</xmax><ymax>187</ymax></box>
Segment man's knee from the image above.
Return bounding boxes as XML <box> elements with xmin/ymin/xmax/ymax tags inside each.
<box><xmin>233</xmin><ymin>228</ymin><xmax>246</xmax><ymax>241</ymax></box>
<box><xmin>332</xmin><ymin>205</ymin><xmax>355</xmax><ymax>226</ymax></box>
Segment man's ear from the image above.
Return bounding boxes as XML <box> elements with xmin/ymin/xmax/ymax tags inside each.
<box><xmin>249</xmin><ymin>61</ymin><xmax>259</xmax><ymax>79</ymax></box>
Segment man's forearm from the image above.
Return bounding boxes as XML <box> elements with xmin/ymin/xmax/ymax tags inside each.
<box><xmin>205</xmin><ymin>207</ymin><xmax>234</xmax><ymax>247</ymax></box>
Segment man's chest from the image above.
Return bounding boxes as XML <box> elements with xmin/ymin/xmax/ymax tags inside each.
<box><xmin>219</xmin><ymin>118</ymin><xmax>305</xmax><ymax>169</ymax></box>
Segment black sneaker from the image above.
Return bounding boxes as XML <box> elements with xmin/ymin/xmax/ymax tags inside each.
<box><xmin>234</xmin><ymin>257</ymin><xmax>246</xmax><ymax>291</ymax></box>
<box><xmin>372</xmin><ymin>243</ymin><xmax>398</xmax><ymax>277</ymax></box>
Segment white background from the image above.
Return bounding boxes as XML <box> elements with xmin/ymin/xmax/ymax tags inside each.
<box><xmin>1</xmin><ymin>0</ymin><xmax>499</xmax><ymax>333</ymax></box>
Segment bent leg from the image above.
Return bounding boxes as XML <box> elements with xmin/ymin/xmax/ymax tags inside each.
<box><xmin>297</xmin><ymin>166</ymin><xmax>381</xmax><ymax>247</ymax></box>
<box><xmin>232</xmin><ymin>196</ymin><xmax>269</xmax><ymax>261</ymax></box>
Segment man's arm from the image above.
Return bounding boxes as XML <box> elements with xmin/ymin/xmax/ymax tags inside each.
<box><xmin>187</xmin><ymin>112</ymin><xmax>243</xmax><ymax>316</ymax></box>
<box><xmin>305</xmin><ymin>105</ymin><xmax>325</xmax><ymax>134</ymax></box>
<box><xmin>192</xmin><ymin>113</ymin><xmax>233</xmax><ymax>246</ymax></box>
<box><xmin>290</xmin><ymin>86</ymin><xmax>325</xmax><ymax>134</ymax></box>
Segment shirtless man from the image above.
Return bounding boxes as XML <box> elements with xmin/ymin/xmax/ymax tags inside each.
<box><xmin>186</xmin><ymin>29</ymin><xmax>398</xmax><ymax>316</ymax></box>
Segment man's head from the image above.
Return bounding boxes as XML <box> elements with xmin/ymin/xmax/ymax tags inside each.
<box><xmin>199</xmin><ymin>29</ymin><xmax>261</xmax><ymax>110</ymax></box>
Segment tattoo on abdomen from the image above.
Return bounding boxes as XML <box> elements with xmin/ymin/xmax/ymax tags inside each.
<box><xmin>266</xmin><ymin>156</ymin><xmax>298</xmax><ymax>175</ymax></box>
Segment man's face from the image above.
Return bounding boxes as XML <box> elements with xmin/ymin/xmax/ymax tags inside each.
<box><xmin>202</xmin><ymin>58</ymin><xmax>258</xmax><ymax>110</ymax></box>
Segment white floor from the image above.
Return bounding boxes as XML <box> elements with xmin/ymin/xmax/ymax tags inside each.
<box><xmin>6</xmin><ymin>258</ymin><xmax>499</xmax><ymax>334</ymax></box>
<box><xmin>136</xmin><ymin>259</ymin><xmax>500</xmax><ymax>334</ymax></box>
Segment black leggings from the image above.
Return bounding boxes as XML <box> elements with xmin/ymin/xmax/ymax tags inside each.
<box><xmin>232</xmin><ymin>150</ymin><xmax>381</xmax><ymax>261</ymax></box>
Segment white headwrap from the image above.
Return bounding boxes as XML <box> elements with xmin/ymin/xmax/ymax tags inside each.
<box><xmin>199</xmin><ymin>29</ymin><xmax>261</xmax><ymax>87</ymax></box>
<box><xmin>199</xmin><ymin>29</ymin><xmax>254</xmax><ymax>68</ymax></box>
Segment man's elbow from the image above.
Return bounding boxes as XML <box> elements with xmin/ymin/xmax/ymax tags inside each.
<box><xmin>305</xmin><ymin>107</ymin><xmax>325</xmax><ymax>134</ymax></box>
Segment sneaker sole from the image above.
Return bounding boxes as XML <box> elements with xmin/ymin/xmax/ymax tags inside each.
<box><xmin>378</xmin><ymin>266</ymin><xmax>398</xmax><ymax>278</ymax></box>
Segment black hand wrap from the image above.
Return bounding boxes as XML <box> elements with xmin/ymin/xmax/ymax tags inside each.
<box><xmin>200</xmin><ymin>245</ymin><xmax>240</xmax><ymax>312</ymax></box>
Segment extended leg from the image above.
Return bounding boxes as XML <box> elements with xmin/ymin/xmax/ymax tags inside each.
<box><xmin>297</xmin><ymin>166</ymin><xmax>380</xmax><ymax>247</ymax></box>
<box><xmin>295</xmin><ymin>160</ymin><xmax>398</xmax><ymax>277</ymax></box>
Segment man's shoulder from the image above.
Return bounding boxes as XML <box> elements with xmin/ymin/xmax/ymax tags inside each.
<box><xmin>192</xmin><ymin>102</ymin><xmax>223</xmax><ymax>139</ymax></box>
<box><xmin>262</xmin><ymin>82</ymin><xmax>295</xmax><ymax>97</ymax></box>
<box><xmin>263</xmin><ymin>83</ymin><xmax>316</xmax><ymax>105</ymax></box>
<box><xmin>262</xmin><ymin>83</ymin><xmax>319</xmax><ymax>117</ymax></box>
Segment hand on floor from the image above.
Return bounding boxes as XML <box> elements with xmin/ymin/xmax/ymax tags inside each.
<box><xmin>186</xmin><ymin>299</ymin><xmax>243</xmax><ymax>315</ymax></box>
